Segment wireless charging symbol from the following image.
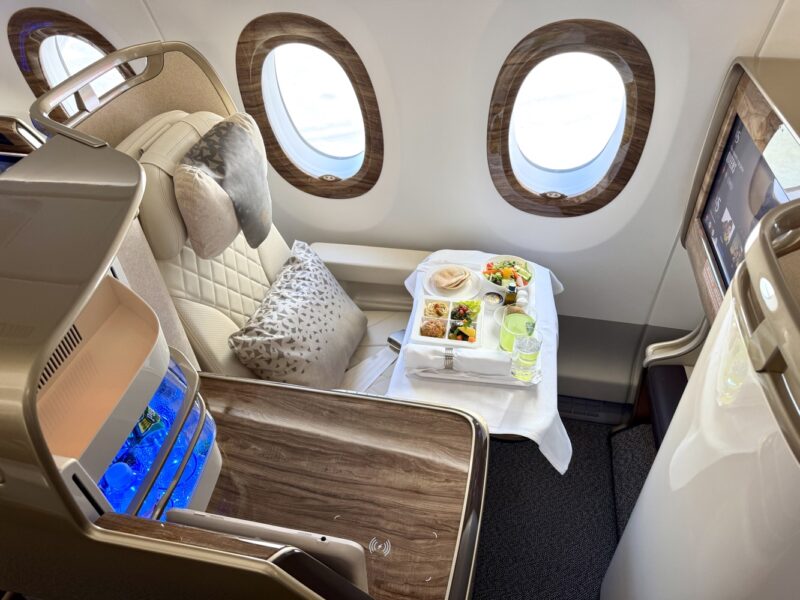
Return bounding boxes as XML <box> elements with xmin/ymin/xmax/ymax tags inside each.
<box><xmin>368</xmin><ymin>537</ymin><xmax>392</xmax><ymax>557</ymax></box>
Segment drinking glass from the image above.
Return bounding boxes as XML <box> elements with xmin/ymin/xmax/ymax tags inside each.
<box><xmin>499</xmin><ymin>307</ymin><xmax>536</xmax><ymax>352</ymax></box>
<box><xmin>511</xmin><ymin>330</ymin><xmax>542</xmax><ymax>383</ymax></box>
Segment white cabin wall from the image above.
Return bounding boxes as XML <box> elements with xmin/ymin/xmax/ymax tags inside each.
<box><xmin>647</xmin><ymin>238</ymin><xmax>702</xmax><ymax>330</ymax></box>
<box><xmin>0</xmin><ymin>0</ymin><xmax>161</xmax><ymax>122</ymax></box>
<box><xmin>0</xmin><ymin>0</ymin><xmax>785</xmax><ymax>331</ymax></box>
<box><xmin>144</xmin><ymin>0</ymin><xmax>778</xmax><ymax>328</ymax></box>
<box><xmin>645</xmin><ymin>0</ymin><xmax>798</xmax><ymax>333</ymax></box>
<box><xmin>759</xmin><ymin>0</ymin><xmax>800</xmax><ymax>57</ymax></box>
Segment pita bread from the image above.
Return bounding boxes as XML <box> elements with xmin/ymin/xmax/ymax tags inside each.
<box><xmin>432</xmin><ymin>266</ymin><xmax>470</xmax><ymax>290</ymax></box>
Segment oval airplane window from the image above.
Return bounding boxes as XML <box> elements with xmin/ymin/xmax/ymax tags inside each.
<box><xmin>510</xmin><ymin>52</ymin><xmax>626</xmax><ymax>196</ymax></box>
<box><xmin>8</xmin><ymin>8</ymin><xmax>130</xmax><ymax>124</ymax></box>
<box><xmin>237</xmin><ymin>13</ymin><xmax>384</xmax><ymax>199</ymax></box>
<box><xmin>488</xmin><ymin>20</ymin><xmax>655</xmax><ymax>217</ymax></box>
<box><xmin>263</xmin><ymin>42</ymin><xmax>366</xmax><ymax>177</ymax></box>
<box><xmin>39</xmin><ymin>35</ymin><xmax>125</xmax><ymax>117</ymax></box>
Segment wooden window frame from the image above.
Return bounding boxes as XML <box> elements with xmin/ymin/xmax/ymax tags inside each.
<box><xmin>8</xmin><ymin>8</ymin><xmax>132</xmax><ymax>125</ymax></box>
<box><xmin>487</xmin><ymin>19</ymin><xmax>655</xmax><ymax>217</ymax></box>
<box><xmin>236</xmin><ymin>12</ymin><xmax>383</xmax><ymax>199</ymax></box>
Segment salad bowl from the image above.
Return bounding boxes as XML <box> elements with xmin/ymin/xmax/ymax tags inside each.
<box><xmin>482</xmin><ymin>255</ymin><xmax>534</xmax><ymax>292</ymax></box>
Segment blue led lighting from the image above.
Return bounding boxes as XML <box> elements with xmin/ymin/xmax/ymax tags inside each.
<box><xmin>18</xmin><ymin>21</ymin><xmax>53</xmax><ymax>73</ymax></box>
<box><xmin>98</xmin><ymin>359</ymin><xmax>188</xmax><ymax>513</ymax></box>
<box><xmin>160</xmin><ymin>413</ymin><xmax>216</xmax><ymax>520</ymax></box>
<box><xmin>137</xmin><ymin>400</ymin><xmax>202</xmax><ymax>519</ymax></box>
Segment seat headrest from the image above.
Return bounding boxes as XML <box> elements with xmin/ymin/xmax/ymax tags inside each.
<box><xmin>117</xmin><ymin>110</ymin><xmax>224</xmax><ymax>260</ymax></box>
<box><xmin>176</xmin><ymin>112</ymin><xmax>273</xmax><ymax>258</ymax></box>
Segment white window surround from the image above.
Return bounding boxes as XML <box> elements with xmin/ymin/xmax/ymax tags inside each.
<box><xmin>508</xmin><ymin>52</ymin><xmax>627</xmax><ymax>197</ymax></box>
<box><xmin>261</xmin><ymin>43</ymin><xmax>365</xmax><ymax>180</ymax></box>
<box><xmin>39</xmin><ymin>35</ymin><xmax>124</xmax><ymax>117</ymax></box>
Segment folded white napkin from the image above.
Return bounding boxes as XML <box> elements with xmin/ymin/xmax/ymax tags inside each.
<box><xmin>404</xmin><ymin>343</ymin><xmax>511</xmax><ymax>376</ymax></box>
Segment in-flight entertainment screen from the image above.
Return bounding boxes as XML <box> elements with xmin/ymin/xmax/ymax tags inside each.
<box><xmin>701</xmin><ymin>116</ymin><xmax>790</xmax><ymax>286</ymax></box>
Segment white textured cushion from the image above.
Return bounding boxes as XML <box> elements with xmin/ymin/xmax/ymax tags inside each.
<box><xmin>157</xmin><ymin>221</ymin><xmax>291</xmax><ymax>376</ymax></box>
<box><xmin>160</xmin><ymin>233</ymin><xmax>271</xmax><ymax>328</ymax></box>
<box><xmin>173</xmin><ymin>165</ymin><xmax>240</xmax><ymax>259</ymax></box>
<box><xmin>177</xmin><ymin>112</ymin><xmax>272</xmax><ymax>254</ymax></box>
<box><xmin>229</xmin><ymin>242</ymin><xmax>367</xmax><ymax>388</ymax></box>
<box><xmin>173</xmin><ymin>298</ymin><xmax>254</xmax><ymax>378</ymax></box>
<box><xmin>117</xmin><ymin>110</ymin><xmax>188</xmax><ymax>158</ymax></box>
<box><xmin>121</xmin><ymin>111</ymin><xmax>224</xmax><ymax>259</ymax></box>
<box><xmin>117</xmin><ymin>111</ymin><xmax>297</xmax><ymax>377</ymax></box>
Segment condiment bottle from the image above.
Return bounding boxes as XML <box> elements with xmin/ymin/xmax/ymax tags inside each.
<box><xmin>504</xmin><ymin>284</ymin><xmax>518</xmax><ymax>305</ymax></box>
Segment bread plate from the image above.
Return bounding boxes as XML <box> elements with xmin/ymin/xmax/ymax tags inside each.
<box><xmin>423</xmin><ymin>264</ymin><xmax>481</xmax><ymax>298</ymax></box>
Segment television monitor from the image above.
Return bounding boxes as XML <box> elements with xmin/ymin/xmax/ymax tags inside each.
<box><xmin>701</xmin><ymin>116</ymin><xmax>792</xmax><ymax>286</ymax></box>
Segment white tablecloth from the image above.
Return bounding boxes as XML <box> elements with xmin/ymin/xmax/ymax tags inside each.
<box><xmin>387</xmin><ymin>250</ymin><xmax>573</xmax><ymax>474</ymax></box>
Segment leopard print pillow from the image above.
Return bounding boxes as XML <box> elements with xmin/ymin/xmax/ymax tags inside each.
<box><xmin>228</xmin><ymin>241</ymin><xmax>367</xmax><ymax>388</ymax></box>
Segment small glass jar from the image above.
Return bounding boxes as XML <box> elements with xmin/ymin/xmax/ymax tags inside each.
<box><xmin>504</xmin><ymin>284</ymin><xmax>518</xmax><ymax>305</ymax></box>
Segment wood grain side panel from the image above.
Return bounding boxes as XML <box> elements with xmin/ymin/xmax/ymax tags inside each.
<box><xmin>96</xmin><ymin>513</ymin><xmax>282</xmax><ymax>561</ymax></box>
<box><xmin>200</xmin><ymin>375</ymin><xmax>484</xmax><ymax>600</ymax></box>
<box><xmin>487</xmin><ymin>19</ymin><xmax>655</xmax><ymax>217</ymax></box>
<box><xmin>686</xmin><ymin>221</ymin><xmax>725</xmax><ymax>320</ymax></box>
<box><xmin>236</xmin><ymin>13</ymin><xmax>383</xmax><ymax>199</ymax></box>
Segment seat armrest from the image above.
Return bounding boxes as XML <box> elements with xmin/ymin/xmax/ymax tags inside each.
<box><xmin>311</xmin><ymin>242</ymin><xmax>429</xmax><ymax>286</ymax></box>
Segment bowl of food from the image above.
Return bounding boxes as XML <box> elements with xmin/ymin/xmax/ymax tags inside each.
<box><xmin>482</xmin><ymin>255</ymin><xmax>533</xmax><ymax>292</ymax></box>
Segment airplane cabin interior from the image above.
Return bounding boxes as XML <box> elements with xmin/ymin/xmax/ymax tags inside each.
<box><xmin>2</xmin><ymin>1</ymin><xmax>800</xmax><ymax>599</ymax></box>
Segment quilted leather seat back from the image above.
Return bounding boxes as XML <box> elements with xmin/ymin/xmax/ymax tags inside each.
<box><xmin>117</xmin><ymin>111</ymin><xmax>290</xmax><ymax>376</ymax></box>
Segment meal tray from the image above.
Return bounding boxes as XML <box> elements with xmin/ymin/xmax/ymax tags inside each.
<box><xmin>410</xmin><ymin>296</ymin><xmax>485</xmax><ymax>348</ymax></box>
<box><xmin>406</xmin><ymin>288</ymin><xmax>541</xmax><ymax>387</ymax></box>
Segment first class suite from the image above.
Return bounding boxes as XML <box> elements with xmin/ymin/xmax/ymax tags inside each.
<box><xmin>2</xmin><ymin>2</ymin><xmax>800</xmax><ymax>599</ymax></box>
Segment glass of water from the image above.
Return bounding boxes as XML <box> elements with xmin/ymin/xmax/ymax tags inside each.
<box><xmin>511</xmin><ymin>329</ymin><xmax>542</xmax><ymax>383</ymax></box>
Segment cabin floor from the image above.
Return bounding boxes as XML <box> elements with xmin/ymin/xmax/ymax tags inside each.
<box><xmin>472</xmin><ymin>420</ymin><xmax>655</xmax><ymax>600</ymax></box>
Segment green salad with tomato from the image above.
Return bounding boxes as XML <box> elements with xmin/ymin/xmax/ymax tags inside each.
<box><xmin>483</xmin><ymin>258</ymin><xmax>532</xmax><ymax>288</ymax></box>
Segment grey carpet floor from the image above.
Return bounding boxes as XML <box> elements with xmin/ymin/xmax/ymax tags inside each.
<box><xmin>472</xmin><ymin>419</ymin><xmax>618</xmax><ymax>600</ymax></box>
<box><xmin>610</xmin><ymin>425</ymin><xmax>656</xmax><ymax>537</ymax></box>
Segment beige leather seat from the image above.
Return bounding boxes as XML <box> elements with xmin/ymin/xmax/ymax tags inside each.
<box><xmin>117</xmin><ymin>110</ymin><xmax>405</xmax><ymax>393</ymax></box>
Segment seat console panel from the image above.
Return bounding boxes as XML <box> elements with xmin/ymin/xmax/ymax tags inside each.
<box><xmin>200</xmin><ymin>374</ymin><xmax>488</xmax><ymax>600</ymax></box>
